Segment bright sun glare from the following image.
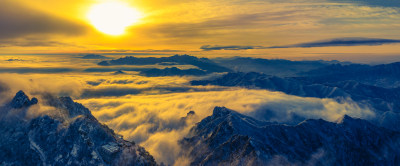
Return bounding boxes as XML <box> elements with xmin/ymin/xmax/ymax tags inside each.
<box><xmin>87</xmin><ymin>2</ymin><xmax>141</xmax><ymax>35</ymax></box>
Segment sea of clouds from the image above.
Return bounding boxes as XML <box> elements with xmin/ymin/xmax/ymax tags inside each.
<box><xmin>0</xmin><ymin>72</ymin><xmax>375</xmax><ymax>165</ymax></box>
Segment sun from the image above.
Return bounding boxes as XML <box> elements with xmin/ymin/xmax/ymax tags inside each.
<box><xmin>87</xmin><ymin>2</ymin><xmax>141</xmax><ymax>35</ymax></box>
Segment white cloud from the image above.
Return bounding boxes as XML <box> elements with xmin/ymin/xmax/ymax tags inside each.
<box><xmin>76</xmin><ymin>88</ymin><xmax>374</xmax><ymax>165</ymax></box>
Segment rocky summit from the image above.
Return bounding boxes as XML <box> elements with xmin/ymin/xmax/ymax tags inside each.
<box><xmin>0</xmin><ymin>91</ymin><xmax>157</xmax><ymax>166</ymax></box>
<box><xmin>10</xmin><ymin>90</ymin><xmax>38</xmax><ymax>109</ymax></box>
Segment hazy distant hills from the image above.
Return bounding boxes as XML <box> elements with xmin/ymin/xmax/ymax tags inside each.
<box><xmin>98</xmin><ymin>54</ymin><xmax>231</xmax><ymax>73</ymax></box>
<box><xmin>140</xmin><ymin>67</ymin><xmax>207</xmax><ymax>77</ymax></box>
<box><xmin>181</xmin><ymin>107</ymin><xmax>400</xmax><ymax>166</ymax></box>
<box><xmin>213</xmin><ymin>57</ymin><xmax>352</xmax><ymax>77</ymax></box>
<box><xmin>97</xmin><ymin>55</ymin><xmax>353</xmax><ymax>77</ymax></box>
<box><xmin>96</xmin><ymin>54</ymin><xmax>400</xmax><ymax>81</ymax></box>
<box><xmin>81</xmin><ymin>54</ymin><xmax>112</xmax><ymax>59</ymax></box>
<box><xmin>299</xmin><ymin>62</ymin><xmax>400</xmax><ymax>88</ymax></box>
<box><xmin>191</xmin><ymin>61</ymin><xmax>400</xmax><ymax>112</ymax></box>
<box><xmin>0</xmin><ymin>91</ymin><xmax>156</xmax><ymax>166</ymax></box>
<box><xmin>192</xmin><ymin>72</ymin><xmax>400</xmax><ymax>112</ymax></box>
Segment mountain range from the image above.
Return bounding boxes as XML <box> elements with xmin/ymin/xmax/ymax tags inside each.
<box><xmin>213</xmin><ymin>57</ymin><xmax>351</xmax><ymax>77</ymax></box>
<box><xmin>299</xmin><ymin>62</ymin><xmax>400</xmax><ymax>88</ymax></box>
<box><xmin>98</xmin><ymin>54</ymin><xmax>231</xmax><ymax>73</ymax></box>
<box><xmin>181</xmin><ymin>107</ymin><xmax>400</xmax><ymax>166</ymax></box>
<box><xmin>192</xmin><ymin>72</ymin><xmax>400</xmax><ymax>112</ymax></box>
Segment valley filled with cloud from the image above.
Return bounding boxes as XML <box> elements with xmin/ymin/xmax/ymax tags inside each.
<box><xmin>0</xmin><ymin>54</ymin><xmax>392</xmax><ymax>165</ymax></box>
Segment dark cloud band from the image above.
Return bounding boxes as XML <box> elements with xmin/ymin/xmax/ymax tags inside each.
<box><xmin>330</xmin><ymin>0</ymin><xmax>400</xmax><ymax>7</ymax></box>
<box><xmin>274</xmin><ymin>38</ymin><xmax>400</xmax><ymax>48</ymax></box>
<box><xmin>200</xmin><ymin>45</ymin><xmax>264</xmax><ymax>51</ymax></box>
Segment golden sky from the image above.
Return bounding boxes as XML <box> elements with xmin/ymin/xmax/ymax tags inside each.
<box><xmin>1</xmin><ymin>0</ymin><xmax>400</xmax><ymax>59</ymax></box>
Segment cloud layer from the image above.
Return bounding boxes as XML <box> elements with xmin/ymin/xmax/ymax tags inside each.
<box><xmin>201</xmin><ymin>38</ymin><xmax>400</xmax><ymax>50</ymax></box>
<box><xmin>0</xmin><ymin>72</ymin><xmax>375</xmax><ymax>165</ymax></box>
<box><xmin>77</xmin><ymin>89</ymin><xmax>374</xmax><ymax>165</ymax></box>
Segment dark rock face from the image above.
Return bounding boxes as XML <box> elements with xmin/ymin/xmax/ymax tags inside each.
<box><xmin>10</xmin><ymin>90</ymin><xmax>38</xmax><ymax>108</ymax></box>
<box><xmin>181</xmin><ymin>107</ymin><xmax>400</xmax><ymax>166</ymax></box>
<box><xmin>0</xmin><ymin>91</ymin><xmax>157</xmax><ymax>166</ymax></box>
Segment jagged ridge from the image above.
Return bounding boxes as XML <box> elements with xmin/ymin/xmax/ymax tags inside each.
<box><xmin>181</xmin><ymin>107</ymin><xmax>400</xmax><ymax>166</ymax></box>
<box><xmin>0</xmin><ymin>91</ymin><xmax>157</xmax><ymax>166</ymax></box>
<box><xmin>191</xmin><ymin>72</ymin><xmax>400</xmax><ymax>128</ymax></box>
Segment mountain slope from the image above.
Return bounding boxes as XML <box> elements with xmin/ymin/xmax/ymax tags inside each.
<box><xmin>181</xmin><ymin>107</ymin><xmax>400</xmax><ymax>166</ymax></box>
<box><xmin>300</xmin><ymin>62</ymin><xmax>400</xmax><ymax>88</ymax></box>
<box><xmin>0</xmin><ymin>91</ymin><xmax>157</xmax><ymax>166</ymax></box>
<box><xmin>191</xmin><ymin>72</ymin><xmax>400</xmax><ymax>112</ymax></box>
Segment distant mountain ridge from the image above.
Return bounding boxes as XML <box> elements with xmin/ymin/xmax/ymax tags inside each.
<box><xmin>213</xmin><ymin>57</ymin><xmax>352</xmax><ymax>77</ymax></box>
<box><xmin>98</xmin><ymin>54</ymin><xmax>231</xmax><ymax>73</ymax></box>
<box><xmin>81</xmin><ymin>54</ymin><xmax>112</xmax><ymax>59</ymax></box>
<box><xmin>140</xmin><ymin>67</ymin><xmax>207</xmax><ymax>77</ymax></box>
<box><xmin>300</xmin><ymin>62</ymin><xmax>400</xmax><ymax>88</ymax></box>
<box><xmin>191</xmin><ymin>72</ymin><xmax>400</xmax><ymax>112</ymax></box>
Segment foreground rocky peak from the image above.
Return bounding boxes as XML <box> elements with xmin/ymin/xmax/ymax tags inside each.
<box><xmin>181</xmin><ymin>107</ymin><xmax>400</xmax><ymax>166</ymax></box>
<box><xmin>0</xmin><ymin>91</ymin><xmax>157</xmax><ymax>166</ymax></box>
<box><xmin>212</xmin><ymin>106</ymin><xmax>231</xmax><ymax>117</ymax></box>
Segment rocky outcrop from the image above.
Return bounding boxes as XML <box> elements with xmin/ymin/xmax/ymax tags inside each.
<box><xmin>0</xmin><ymin>91</ymin><xmax>157</xmax><ymax>166</ymax></box>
